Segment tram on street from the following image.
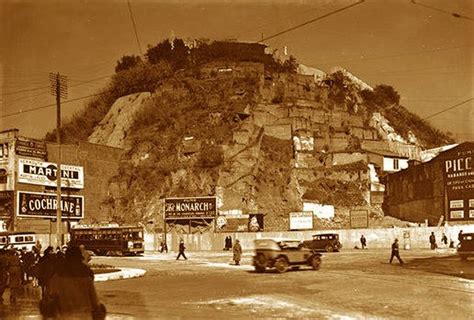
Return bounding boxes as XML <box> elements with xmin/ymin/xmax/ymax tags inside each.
<box><xmin>69</xmin><ymin>225</ymin><xmax>145</xmax><ymax>256</ymax></box>
<box><xmin>0</xmin><ymin>231</ymin><xmax>36</xmax><ymax>250</ymax></box>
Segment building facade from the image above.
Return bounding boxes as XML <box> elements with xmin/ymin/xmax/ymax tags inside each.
<box><xmin>0</xmin><ymin>129</ymin><xmax>123</xmax><ymax>233</ymax></box>
<box><xmin>383</xmin><ymin>142</ymin><xmax>474</xmax><ymax>226</ymax></box>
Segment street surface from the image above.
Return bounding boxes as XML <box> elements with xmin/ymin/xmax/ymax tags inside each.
<box><xmin>1</xmin><ymin>248</ymin><xmax>473</xmax><ymax>319</ymax></box>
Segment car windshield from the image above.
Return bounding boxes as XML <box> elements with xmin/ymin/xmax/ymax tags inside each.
<box><xmin>278</xmin><ymin>241</ymin><xmax>300</xmax><ymax>249</ymax></box>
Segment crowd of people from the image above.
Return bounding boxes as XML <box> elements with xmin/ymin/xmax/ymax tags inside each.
<box><xmin>0</xmin><ymin>241</ymin><xmax>105</xmax><ymax>319</ymax></box>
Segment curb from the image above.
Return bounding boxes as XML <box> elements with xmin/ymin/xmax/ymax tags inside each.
<box><xmin>94</xmin><ymin>267</ymin><xmax>146</xmax><ymax>282</ymax></box>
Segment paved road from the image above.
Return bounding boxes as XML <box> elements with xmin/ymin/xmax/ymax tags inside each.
<box><xmin>1</xmin><ymin>249</ymin><xmax>473</xmax><ymax>319</ymax></box>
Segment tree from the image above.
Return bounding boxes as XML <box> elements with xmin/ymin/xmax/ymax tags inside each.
<box><xmin>115</xmin><ymin>55</ymin><xmax>142</xmax><ymax>73</ymax></box>
<box><xmin>373</xmin><ymin>84</ymin><xmax>400</xmax><ymax>108</ymax></box>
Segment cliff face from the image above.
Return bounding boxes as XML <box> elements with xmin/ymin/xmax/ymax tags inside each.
<box><xmin>82</xmin><ymin>59</ymin><xmax>449</xmax><ymax>230</ymax></box>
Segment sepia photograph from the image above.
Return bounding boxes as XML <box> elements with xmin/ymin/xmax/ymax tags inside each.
<box><xmin>0</xmin><ymin>0</ymin><xmax>473</xmax><ymax>319</ymax></box>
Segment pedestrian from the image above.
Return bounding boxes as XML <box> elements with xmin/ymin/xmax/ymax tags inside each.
<box><xmin>233</xmin><ymin>239</ymin><xmax>242</xmax><ymax>266</ymax></box>
<box><xmin>441</xmin><ymin>233</ymin><xmax>448</xmax><ymax>247</ymax></box>
<box><xmin>6</xmin><ymin>248</ymin><xmax>22</xmax><ymax>304</ymax></box>
<box><xmin>160</xmin><ymin>241</ymin><xmax>168</xmax><ymax>253</ymax></box>
<box><xmin>0</xmin><ymin>248</ymin><xmax>8</xmax><ymax>303</ymax></box>
<box><xmin>228</xmin><ymin>236</ymin><xmax>233</xmax><ymax>251</ymax></box>
<box><xmin>429</xmin><ymin>232</ymin><xmax>437</xmax><ymax>250</ymax></box>
<box><xmin>44</xmin><ymin>246</ymin><xmax>106</xmax><ymax>319</ymax></box>
<box><xmin>176</xmin><ymin>239</ymin><xmax>187</xmax><ymax>260</ymax></box>
<box><xmin>223</xmin><ymin>236</ymin><xmax>228</xmax><ymax>251</ymax></box>
<box><xmin>360</xmin><ymin>235</ymin><xmax>367</xmax><ymax>249</ymax></box>
<box><xmin>33</xmin><ymin>240</ymin><xmax>42</xmax><ymax>256</ymax></box>
<box><xmin>79</xmin><ymin>244</ymin><xmax>91</xmax><ymax>265</ymax></box>
<box><xmin>458</xmin><ymin>230</ymin><xmax>463</xmax><ymax>246</ymax></box>
<box><xmin>389</xmin><ymin>238</ymin><xmax>403</xmax><ymax>265</ymax></box>
<box><xmin>37</xmin><ymin>246</ymin><xmax>57</xmax><ymax>299</ymax></box>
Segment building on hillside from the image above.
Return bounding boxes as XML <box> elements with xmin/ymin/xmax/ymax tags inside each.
<box><xmin>0</xmin><ymin>129</ymin><xmax>123</xmax><ymax>234</ymax></box>
<box><xmin>382</xmin><ymin>142</ymin><xmax>474</xmax><ymax>226</ymax></box>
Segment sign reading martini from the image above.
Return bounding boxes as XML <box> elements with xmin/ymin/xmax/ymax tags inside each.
<box><xmin>18</xmin><ymin>158</ymin><xmax>84</xmax><ymax>189</ymax></box>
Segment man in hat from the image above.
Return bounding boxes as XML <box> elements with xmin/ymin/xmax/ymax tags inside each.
<box><xmin>176</xmin><ymin>239</ymin><xmax>187</xmax><ymax>260</ymax></box>
<box><xmin>389</xmin><ymin>238</ymin><xmax>403</xmax><ymax>265</ymax></box>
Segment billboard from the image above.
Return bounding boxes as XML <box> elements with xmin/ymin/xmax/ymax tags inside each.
<box><xmin>15</xmin><ymin>136</ymin><xmax>47</xmax><ymax>159</ymax></box>
<box><xmin>165</xmin><ymin>196</ymin><xmax>217</xmax><ymax>219</ymax></box>
<box><xmin>215</xmin><ymin>213</ymin><xmax>265</xmax><ymax>232</ymax></box>
<box><xmin>289</xmin><ymin>211</ymin><xmax>313</xmax><ymax>230</ymax></box>
<box><xmin>442</xmin><ymin>144</ymin><xmax>473</xmax><ymax>220</ymax></box>
<box><xmin>17</xmin><ymin>191</ymin><xmax>84</xmax><ymax>219</ymax></box>
<box><xmin>18</xmin><ymin>158</ymin><xmax>84</xmax><ymax>189</ymax></box>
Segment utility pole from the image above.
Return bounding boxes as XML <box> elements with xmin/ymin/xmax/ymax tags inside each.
<box><xmin>49</xmin><ymin>72</ymin><xmax>67</xmax><ymax>248</ymax></box>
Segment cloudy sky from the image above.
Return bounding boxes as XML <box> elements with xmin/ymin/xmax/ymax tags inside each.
<box><xmin>1</xmin><ymin>0</ymin><xmax>472</xmax><ymax>142</ymax></box>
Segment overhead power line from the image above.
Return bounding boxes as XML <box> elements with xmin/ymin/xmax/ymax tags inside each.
<box><xmin>422</xmin><ymin>98</ymin><xmax>473</xmax><ymax>120</ymax></box>
<box><xmin>411</xmin><ymin>0</ymin><xmax>473</xmax><ymax>21</ymax></box>
<box><xmin>127</xmin><ymin>0</ymin><xmax>143</xmax><ymax>55</ymax></box>
<box><xmin>2</xmin><ymin>85</ymin><xmax>50</xmax><ymax>96</ymax></box>
<box><xmin>260</xmin><ymin>0</ymin><xmax>365</xmax><ymax>43</ymax></box>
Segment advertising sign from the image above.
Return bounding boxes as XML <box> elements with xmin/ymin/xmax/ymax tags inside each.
<box><xmin>15</xmin><ymin>136</ymin><xmax>47</xmax><ymax>159</ymax></box>
<box><xmin>215</xmin><ymin>215</ymin><xmax>249</xmax><ymax>232</ymax></box>
<box><xmin>17</xmin><ymin>191</ymin><xmax>84</xmax><ymax>219</ymax></box>
<box><xmin>248</xmin><ymin>213</ymin><xmax>264</xmax><ymax>232</ymax></box>
<box><xmin>18</xmin><ymin>159</ymin><xmax>84</xmax><ymax>189</ymax></box>
<box><xmin>289</xmin><ymin>211</ymin><xmax>313</xmax><ymax>230</ymax></box>
<box><xmin>350</xmin><ymin>209</ymin><xmax>369</xmax><ymax>228</ymax></box>
<box><xmin>165</xmin><ymin>197</ymin><xmax>217</xmax><ymax>219</ymax></box>
<box><xmin>442</xmin><ymin>143</ymin><xmax>473</xmax><ymax>220</ymax></box>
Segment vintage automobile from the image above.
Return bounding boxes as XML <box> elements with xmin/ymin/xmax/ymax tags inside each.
<box><xmin>302</xmin><ymin>233</ymin><xmax>342</xmax><ymax>252</ymax></box>
<box><xmin>457</xmin><ymin>232</ymin><xmax>474</xmax><ymax>260</ymax></box>
<box><xmin>252</xmin><ymin>239</ymin><xmax>322</xmax><ymax>273</ymax></box>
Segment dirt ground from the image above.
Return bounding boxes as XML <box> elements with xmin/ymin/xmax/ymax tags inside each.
<box><xmin>1</xmin><ymin>248</ymin><xmax>472</xmax><ymax>319</ymax></box>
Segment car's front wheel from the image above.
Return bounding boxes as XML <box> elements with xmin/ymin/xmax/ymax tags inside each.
<box><xmin>325</xmin><ymin>245</ymin><xmax>334</xmax><ymax>252</ymax></box>
<box><xmin>274</xmin><ymin>257</ymin><xmax>289</xmax><ymax>273</ymax></box>
<box><xmin>311</xmin><ymin>256</ymin><xmax>321</xmax><ymax>270</ymax></box>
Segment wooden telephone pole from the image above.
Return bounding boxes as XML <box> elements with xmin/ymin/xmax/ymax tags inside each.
<box><xmin>49</xmin><ymin>72</ymin><xmax>67</xmax><ymax>248</ymax></box>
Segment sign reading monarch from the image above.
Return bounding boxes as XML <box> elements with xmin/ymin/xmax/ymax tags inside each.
<box><xmin>17</xmin><ymin>191</ymin><xmax>84</xmax><ymax>219</ymax></box>
<box><xmin>165</xmin><ymin>197</ymin><xmax>217</xmax><ymax>219</ymax></box>
<box><xmin>18</xmin><ymin>158</ymin><xmax>84</xmax><ymax>189</ymax></box>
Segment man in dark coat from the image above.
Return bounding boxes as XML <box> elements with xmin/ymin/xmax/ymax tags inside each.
<box><xmin>360</xmin><ymin>235</ymin><xmax>367</xmax><ymax>249</ymax></box>
<box><xmin>233</xmin><ymin>239</ymin><xmax>242</xmax><ymax>266</ymax></box>
<box><xmin>46</xmin><ymin>246</ymin><xmax>104</xmax><ymax>319</ymax></box>
<box><xmin>6</xmin><ymin>249</ymin><xmax>22</xmax><ymax>304</ymax></box>
<box><xmin>429</xmin><ymin>232</ymin><xmax>437</xmax><ymax>250</ymax></box>
<box><xmin>176</xmin><ymin>240</ymin><xmax>187</xmax><ymax>260</ymax></box>
<box><xmin>389</xmin><ymin>239</ymin><xmax>403</xmax><ymax>265</ymax></box>
<box><xmin>37</xmin><ymin>246</ymin><xmax>57</xmax><ymax>298</ymax></box>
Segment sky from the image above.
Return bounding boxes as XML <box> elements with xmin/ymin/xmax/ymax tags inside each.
<box><xmin>1</xmin><ymin>0</ymin><xmax>473</xmax><ymax>142</ymax></box>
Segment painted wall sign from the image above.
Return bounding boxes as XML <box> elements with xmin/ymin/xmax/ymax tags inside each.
<box><xmin>15</xmin><ymin>136</ymin><xmax>47</xmax><ymax>159</ymax></box>
<box><xmin>289</xmin><ymin>211</ymin><xmax>313</xmax><ymax>230</ymax></box>
<box><xmin>449</xmin><ymin>200</ymin><xmax>464</xmax><ymax>209</ymax></box>
<box><xmin>18</xmin><ymin>158</ymin><xmax>84</xmax><ymax>189</ymax></box>
<box><xmin>17</xmin><ymin>191</ymin><xmax>84</xmax><ymax>219</ymax></box>
<box><xmin>350</xmin><ymin>209</ymin><xmax>369</xmax><ymax>228</ymax></box>
<box><xmin>165</xmin><ymin>197</ymin><xmax>217</xmax><ymax>219</ymax></box>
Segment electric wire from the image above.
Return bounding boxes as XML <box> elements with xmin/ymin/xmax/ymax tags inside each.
<box><xmin>127</xmin><ymin>0</ymin><xmax>143</xmax><ymax>55</ymax></box>
<box><xmin>259</xmin><ymin>0</ymin><xmax>365</xmax><ymax>43</ymax></box>
<box><xmin>422</xmin><ymin>98</ymin><xmax>473</xmax><ymax>120</ymax></box>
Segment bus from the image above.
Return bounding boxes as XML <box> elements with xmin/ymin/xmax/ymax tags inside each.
<box><xmin>69</xmin><ymin>225</ymin><xmax>145</xmax><ymax>256</ymax></box>
<box><xmin>0</xmin><ymin>231</ymin><xmax>36</xmax><ymax>251</ymax></box>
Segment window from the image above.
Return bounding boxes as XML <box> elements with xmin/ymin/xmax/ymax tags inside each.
<box><xmin>394</xmin><ymin>159</ymin><xmax>399</xmax><ymax>170</ymax></box>
<box><xmin>25</xmin><ymin>236</ymin><xmax>34</xmax><ymax>242</ymax></box>
<box><xmin>15</xmin><ymin>236</ymin><xmax>24</xmax><ymax>242</ymax></box>
<box><xmin>0</xmin><ymin>169</ymin><xmax>6</xmax><ymax>184</ymax></box>
<box><xmin>0</xmin><ymin>143</ymin><xmax>8</xmax><ymax>158</ymax></box>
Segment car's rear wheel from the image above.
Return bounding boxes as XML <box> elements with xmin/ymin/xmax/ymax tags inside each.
<box><xmin>274</xmin><ymin>257</ymin><xmax>289</xmax><ymax>273</ymax></box>
<box><xmin>325</xmin><ymin>245</ymin><xmax>334</xmax><ymax>252</ymax></box>
<box><xmin>311</xmin><ymin>256</ymin><xmax>322</xmax><ymax>270</ymax></box>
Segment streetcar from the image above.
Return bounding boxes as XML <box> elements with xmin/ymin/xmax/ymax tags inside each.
<box><xmin>69</xmin><ymin>225</ymin><xmax>144</xmax><ymax>256</ymax></box>
<box><xmin>0</xmin><ymin>231</ymin><xmax>37</xmax><ymax>250</ymax></box>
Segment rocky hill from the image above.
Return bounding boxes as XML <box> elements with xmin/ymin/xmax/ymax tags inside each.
<box><xmin>48</xmin><ymin>39</ymin><xmax>454</xmax><ymax>231</ymax></box>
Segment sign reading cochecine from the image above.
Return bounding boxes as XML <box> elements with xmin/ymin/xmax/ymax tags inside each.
<box><xmin>18</xmin><ymin>158</ymin><xmax>84</xmax><ymax>189</ymax></box>
<box><xmin>165</xmin><ymin>196</ymin><xmax>217</xmax><ymax>219</ymax></box>
<box><xmin>17</xmin><ymin>191</ymin><xmax>84</xmax><ymax>219</ymax></box>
